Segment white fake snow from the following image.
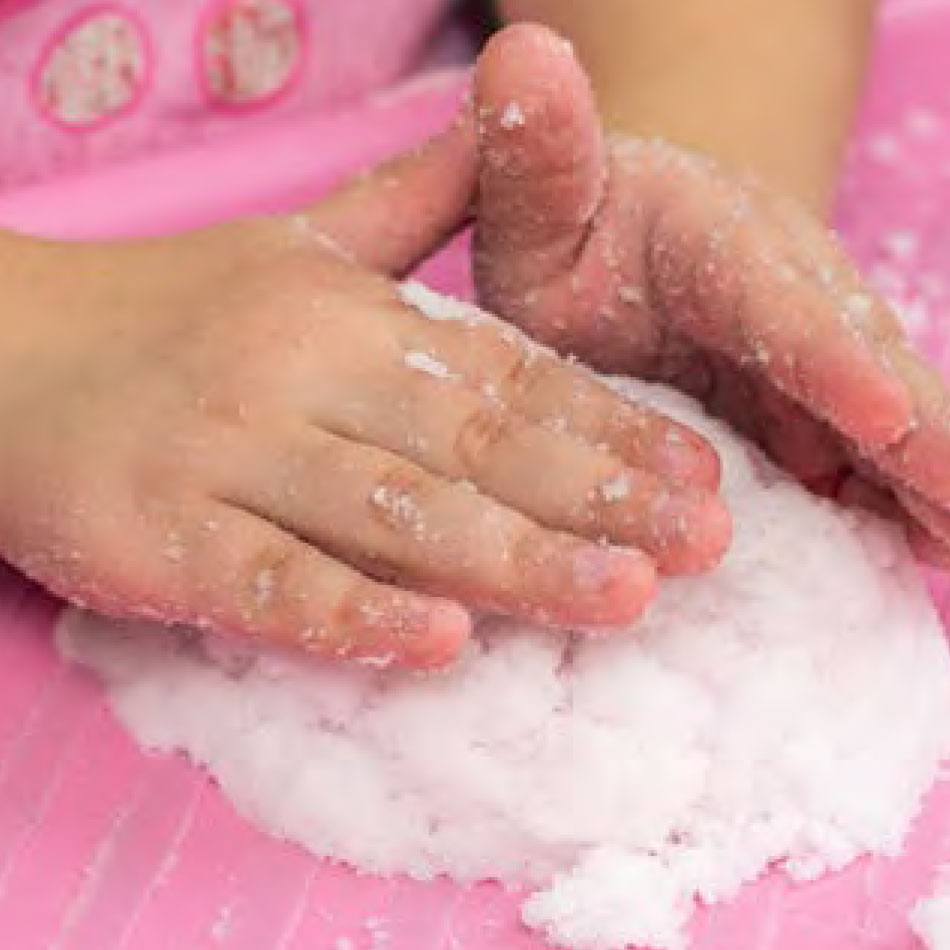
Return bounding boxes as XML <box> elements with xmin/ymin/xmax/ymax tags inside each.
<box><xmin>500</xmin><ymin>101</ymin><xmax>527</xmax><ymax>130</ymax></box>
<box><xmin>403</xmin><ymin>350</ymin><xmax>455</xmax><ymax>380</ymax></box>
<box><xmin>59</xmin><ymin>288</ymin><xmax>950</xmax><ymax>950</ymax></box>
<box><xmin>912</xmin><ymin>868</ymin><xmax>950</xmax><ymax>950</ymax></box>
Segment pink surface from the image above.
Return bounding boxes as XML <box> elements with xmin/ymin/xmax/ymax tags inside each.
<box><xmin>2</xmin><ymin>4</ymin><xmax>950</xmax><ymax>948</ymax></box>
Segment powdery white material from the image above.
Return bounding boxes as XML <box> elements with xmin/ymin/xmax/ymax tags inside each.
<box><xmin>59</xmin><ymin>289</ymin><xmax>950</xmax><ymax>950</ymax></box>
<box><xmin>403</xmin><ymin>350</ymin><xmax>456</xmax><ymax>379</ymax></box>
<box><xmin>912</xmin><ymin>867</ymin><xmax>950</xmax><ymax>950</ymax></box>
<box><xmin>500</xmin><ymin>101</ymin><xmax>527</xmax><ymax>130</ymax></box>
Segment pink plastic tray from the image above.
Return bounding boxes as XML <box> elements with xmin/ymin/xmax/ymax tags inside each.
<box><xmin>2</xmin><ymin>3</ymin><xmax>950</xmax><ymax>948</ymax></box>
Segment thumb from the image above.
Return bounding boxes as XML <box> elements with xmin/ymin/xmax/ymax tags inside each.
<box><xmin>473</xmin><ymin>24</ymin><xmax>608</xmax><ymax>294</ymax></box>
<box><xmin>305</xmin><ymin>109</ymin><xmax>477</xmax><ymax>277</ymax></box>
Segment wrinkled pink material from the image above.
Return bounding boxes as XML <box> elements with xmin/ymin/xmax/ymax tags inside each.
<box><xmin>0</xmin><ymin>0</ymin><xmax>456</xmax><ymax>188</ymax></box>
<box><xmin>0</xmin><ymin>2</ymin><xmax>950</xmax><ymax>948</ymax></box>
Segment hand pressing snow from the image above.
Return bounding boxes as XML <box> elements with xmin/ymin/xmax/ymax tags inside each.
<box><xmin>0</xmin><ymin>119</ymin><xmax>729</xmax><ymax>670</ymax></box>
<box><xmin>472</xmin><ymin>24</ymin><xmax>950</xmax><ymax>564</ymax></box>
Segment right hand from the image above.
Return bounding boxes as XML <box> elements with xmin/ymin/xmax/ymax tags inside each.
<box><xmin>0</xmin><ymin>123</ymin><xmax>729</xmax><ymax>670</ymax></box>
<box><xmin>472</xmin><ymin>24</ymin><xmax>950</xmax><ymax>566</ymax></box>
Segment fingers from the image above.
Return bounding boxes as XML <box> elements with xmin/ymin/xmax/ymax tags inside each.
<box><xmin>311</xmin><ymin>358</ymin><xmax>729</xmax><ymax>575</ymax></box>
<box><xmin>870</xmin><ymin>341</ymin><xmax>950</xmax><ymax>510</ymax></box>
<box><xmin>838</xmin><ymin>340</ymin><xmax>950</xmax><ymax>560</ymax></box>
<box><xmin>222</xmin><ymin>424</ymin><xmax>658</xmax><ymax>625</ymax></box>
<box><xmin>838</xmin><ymin>475</ymin><xmax>950</xmax><ymax>569</ymax></box>
<box><xmin>645</xmin><ymin>173</ymin><xmax>914</xmax><ymax>455</ymax></box>
<box><xmin>473</xmin><ymin>24</ymin><xmax>608</xmax><ymax>293</ymax></box>
<box><xmin>907</xmin><ymin>526</ymin><xmax>950</xmax><ymax>570</ymax></box>
<box><xmin>302</xmin><ymin>112</ymin><xmax>477</xmax><ymax>277</ymax></box>
<box><xmin>148</xmin><ymin>502</ymin><xmax>472</xmax><ymax>670</ymax></box>
<box><xmin>748</xmin><ymin>376</ymin><xmax>849</xmax><ymax>485</ymax></box>
<box><xmin>395</xmin><ymin>298</ymin><xmax>722</xmax><ymax>489</ymax></box>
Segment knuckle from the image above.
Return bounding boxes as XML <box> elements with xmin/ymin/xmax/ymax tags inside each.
<box><xmin>454</xmin><ymin>401</ymin><xmax>512</xmax><ymax>476</ymax></box>
<box><xmin>500</xmin><ymin>348</ymin><xmax>545</xmax><ymax>401</ymax></box>
<box><xmin>237</xmin><ymin>539</ymin><xmax>308</xmax><ymax>623</ymax></box>
<box><xmin>367</xmin><ymin>463</ymin><xmax>434</xmax><ymax>537</ymax></box>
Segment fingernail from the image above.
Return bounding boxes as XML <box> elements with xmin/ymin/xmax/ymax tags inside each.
<box><xmin>655</xmin><ymin>430</ymin><xmax>720</xmax><ymax>488</ymax></box>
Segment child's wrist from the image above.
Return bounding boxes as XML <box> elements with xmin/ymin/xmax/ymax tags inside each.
<box><xmin>500</xmin><ymin>0</ymin><xmax>878</xmax><ymax>216</ymax></box>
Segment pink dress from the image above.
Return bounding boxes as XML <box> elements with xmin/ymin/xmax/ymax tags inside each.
<box><xmin>0</xmin><ymin>2</ymin><xmax>949</xmax><ymax>949</ymax></box>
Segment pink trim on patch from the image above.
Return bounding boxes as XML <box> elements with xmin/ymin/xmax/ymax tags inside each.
<box><xmin>30</xmin><ymin>4</ymin><xmax>153</xmax><ymax>133</ymax></box>
<box><xmin>195</xmin><ymin>0</ymin><xmax>307</xmax><ymax>113</ymax></box>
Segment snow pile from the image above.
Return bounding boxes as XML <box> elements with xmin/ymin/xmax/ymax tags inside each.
<box><xmin>59</xmin><ymin>289</ymin><xmax>950</xmax><ymax>950</ymax></box>
<box><xmin>912</xmin><ymin>868</ymin><xmax>950</xmax><ymax>950</ymax></box>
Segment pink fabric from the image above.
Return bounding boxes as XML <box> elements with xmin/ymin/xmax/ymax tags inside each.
<box><xmin>0</xmin><ymin>0</ymin><xmax>458</xmax><ymax>187</ymax></box>
<box><xmin>0</xmin><ymin>1</ymin><xmax>949</xmax><ymax>948</ymax></box>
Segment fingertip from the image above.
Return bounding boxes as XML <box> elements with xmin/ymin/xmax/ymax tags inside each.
<box><xmin>474</xmin><ymin>22</ymin><xmax>594</xmax><ymax>149</ymax></box>
<box><xmin>650</xmin><ymin>490</ymin><xmax>733</xmax><ymax>575</ymax></box>
<box><xmin>806</xmin><ymin>340</ymin><xmax>913</xmax><ymax>452</ymax></box>
<box><xmin>473</xmin><ymin>21</ymin><xmax>604</xmax><ymax>247</ymax></box>
<box><xmin>402</xmin><ymin>599</ymin><xmax>473</xmax><ymax>670</ymax></box>
<box><xmin>570</xmin><ymin>545</ymin><xmax>657</xmax><ymax>625</ymax></box>
<box><xmin>655</xmin><ymin>427</ymin><xmax>722</xmax><ymax>490</ymax></box>
<box><xmin>475</xmin><ymin>23</ymin><xmax>577</xmax><ymax>99</ymax></box>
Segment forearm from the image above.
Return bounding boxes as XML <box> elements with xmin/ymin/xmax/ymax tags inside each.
<box><xmin>497</xmin><ymin>0</ymin><xmax>879</xmax><ymax>215</ymax></box>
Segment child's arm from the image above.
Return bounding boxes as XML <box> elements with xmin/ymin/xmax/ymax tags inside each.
<box><xmin>497</xmin><ymin>0</ymin><xmax>878</xmax><ymax>214</ymax></box>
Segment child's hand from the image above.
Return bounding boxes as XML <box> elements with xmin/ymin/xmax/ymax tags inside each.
<box><xmin>473</xmin><ymin>26</ymin><xmax>950</xmax><ymax>563</ymax></box>
<box><xmin>0</xmin><ymin>126</ymin><xmax>729</xmax><ymax>669</ymax></box>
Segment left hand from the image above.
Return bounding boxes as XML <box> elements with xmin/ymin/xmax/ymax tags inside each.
<box><xmin>471</xmin><ymin>25</ymin><xmax>950</xmax><ymax>564</ymax></box>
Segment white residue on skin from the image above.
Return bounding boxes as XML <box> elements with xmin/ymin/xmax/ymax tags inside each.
<box><xmin>500</xmin><ymin>100</ymin><xmax>526</xmax><ymax>130</ymax></box>
<box><xmin>254</xmin><ymin>568</ymin><xmax>276</xmax><ymax>607</ymax></box>
<box><xmin>164</xmin><ymin>532</ymin><xmax>185</xmax><ymax>563</ymax></box>
<box><xmin>370</xmin><ymin>485</ymin><xmax>425</xmax><ymax>539</ymax></box>
<box><xmin>398</xmin><ymin>281</ymin><xmax>486</xmax><ymax>327</ymax></box>
<box><xmin>355</xmin><ymin>653</ymin><xmax>397</xmax><ymax>670</ymax></box>
<box><xmin>288</xmin><ymin>214</ymin><xmax>356</xmax><ymax>263</ymax></box>
<box><xmin>482</xmin><ymin>381</ymin><xmax>500</xmax><ymax>401</ymax></box>
<box><xmin>843</xmin><ymin>292</ymin><xmax>874</xmax><ymax>329</ymax></box>
<box><xmin>404</xmin><ymin>350</ymin><xmax>456</xmax><ymax>380</ymax></box>
<box><xmin>617</xmin><ymin>285</ymin><xmax>644</xmax><ymax>306</ymax></box>
<box><xmin>600</xmin><ymin>471</ymin><xmax>631</xmax><ymax>503</ymax></box>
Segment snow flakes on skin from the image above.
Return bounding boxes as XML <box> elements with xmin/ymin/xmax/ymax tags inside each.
<box><xmin>398</xmin><ymin>281</ymin><xmax>490</xmax><ymax>329</ymax></box>
<box><xmin>403</xmin><ymin>350</ymin><xmax>457</xmax><ymax>380</ymax></box>
<box><xmin>253</xmin><ymin>567</ymin><xmax>276</xmax><ymax>607</ymax></box>
<box><xmin>369</xmin><ymin>485</ymin><xmax>426</xmax><ymax>541</ymax></box>
<box><xmin>599</xmin><ymin>471</ymin><xmax>631</xmax><ymax>503</ymax></box>
<box><xmin>500</xmin><ymin>101</ymin><xmax>527</xmax><ymax>130</ymax></box>
<box><xmin>617</xmin><ymin>284</ymin><xmax>645</xmax><ymax>307</ymax></box>
<box><xmin>163</xmin><ymin>531</ymin><xmax>186</xmax><ymax>563</ymax></box>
